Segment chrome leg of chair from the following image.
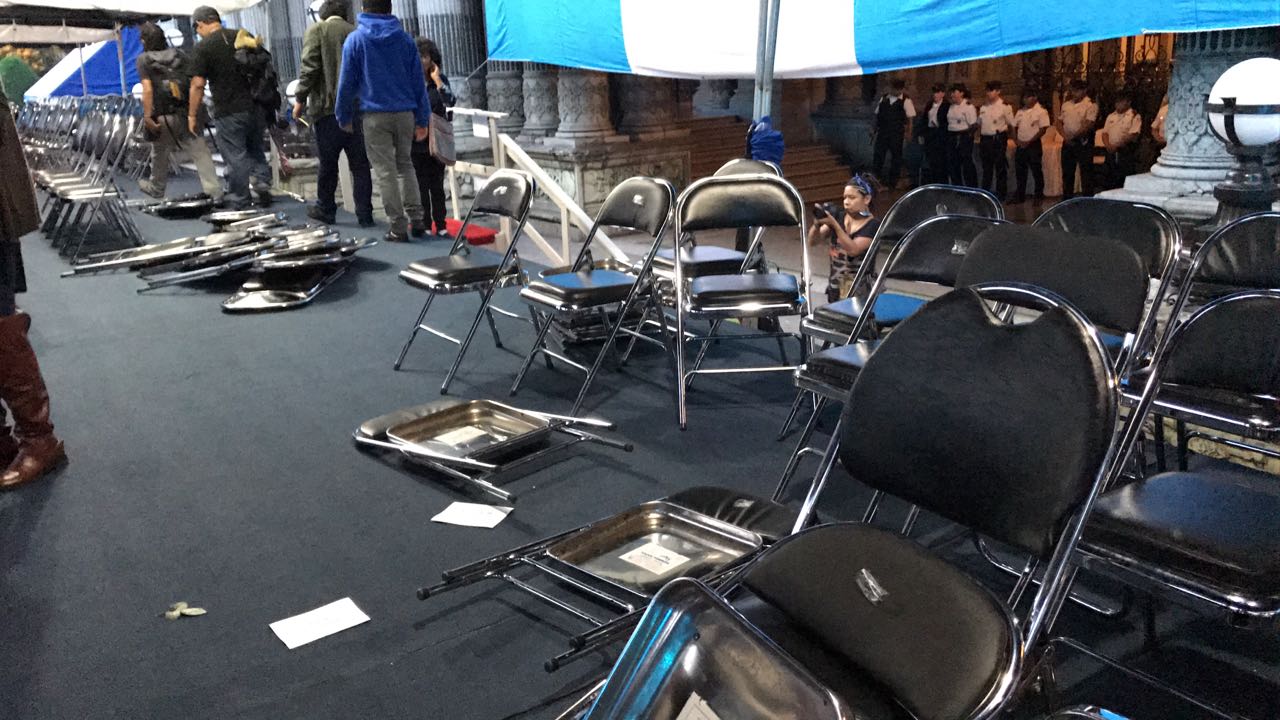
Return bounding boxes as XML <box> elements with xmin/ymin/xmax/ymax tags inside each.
<box><xmin>685</xmin><ymin>318</ymin><xmax>721</xmax><ymax>391</ymax></box>
<box><xmin>393</xmin><ymin>291</ymin><xmax>436</xmax><ymax>371</ymax></box>
<box><xmin>528</xmin><ymin>305</ymin><xmax>554</xmax><ymax>370</ymax></box>
<box><xmin>484</xmin><ymin>298</ymin><xmax>503</xmax><ymax>349</ymax></box>
<box><xmin>776</xmin><ymin>388</ymin><xmax>810</xmax><ymax>441</ymax></box>
<box><xmin>676</xmin><ymin>302</ymin><xmax>689</xmax><ymax>430</ymax></box>
<box><xmin>775</xmin><ymin>332</ymin><xmax>789</xmax><ymax>366</ymax></box>
<box><xmin>442</xmin><ymin>285</ymin><xmax>502</xmax><ymax>395</ymax></box>
<box><xmin>773</xmin><ymin>395</ymin><xmax>827</xmax><ymax>502</ymax></box>
<box><xmin>566</xmin><ymin>306</ymin><xmax>622</xmax><ymax>417</ymax></box>
<box><xmin>792</xmin><ymin>418</ymin><xmax>843</xmax><ymax>533</ymax></box>
<box><xmin>511</xmin><ymin>309</ymin><xmax>556</xmax><ymax>396</ymax></box>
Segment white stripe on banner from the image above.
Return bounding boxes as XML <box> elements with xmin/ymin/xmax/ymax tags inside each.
<box><xmin>620</xmin><ymin>0</ymin><xmax>860</xmax><ymax>79</ymax></box>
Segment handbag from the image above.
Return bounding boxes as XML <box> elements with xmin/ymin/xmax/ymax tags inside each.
<box><xmin>428</xmin><ymin>112</ymin><xmax>456</xmax><ymax>166</ymax></box>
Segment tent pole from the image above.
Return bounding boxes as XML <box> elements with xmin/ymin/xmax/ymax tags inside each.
<box><xmin>78</xmin><ymin>43</ymin><xmax>88</xmax><ymax>96</ymax></box>
<box><xmin>115</xmin><ymin>22</ymin><xmax>126</xmax><ymax>95</ymax></box>
<box><xmin>751</xmin><ymin>0</ymin><xmax>780</xmax><ymax>121</ymax></box>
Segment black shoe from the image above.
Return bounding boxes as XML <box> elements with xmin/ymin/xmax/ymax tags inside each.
<box><xmin>384</xmin><ymin>229</ymin><xmax>408</xmax><ymax>243</ymax></box>
<box><xmin>410</xmin><ymin>223</ymin><xmax>427</xmax><ymax>239</ymax></box>
<box><xmin>307</xmin><ymin>206</ymin><xmax>336</xmax><ymax>224</ymax></box>
<box><xmin>434</xmin><ymin>228</ymin><xmax>452</xmax><ymax>239</ymax></box>
<box><xmin>252</xmin><ymin>191</ymin><xmax>274</xmax><ymax>208</ymax></box>
<box><xmin>357</xmin><ymin>215</ymin><xmax>376</xmax><ymax>228</ymax></box>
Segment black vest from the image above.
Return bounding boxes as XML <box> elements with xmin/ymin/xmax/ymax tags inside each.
<box><xmin>876</xmin><ymin>95</ymin><xmax>908</xmax><ymax>132</ymax></box>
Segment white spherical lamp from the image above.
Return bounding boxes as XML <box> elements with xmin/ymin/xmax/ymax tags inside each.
<box><xmin>1204</xmin><ymin>57</ymin><xmax>1280</xmax><ymax>226</ymax></box>
<box><xmin>130</xmin><ymin>82</ymin><xmax>144</xmax><ymax>100</ymax></box>
<box><xmin>286</xmin><ymin>79</ymin><xmax>301</xmax><ymax>105</ymax></box>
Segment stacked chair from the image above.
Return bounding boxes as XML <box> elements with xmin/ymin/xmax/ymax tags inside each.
<box><xmin>393</xmin><ymin>169</ymin><xmax>536</xmax><ymax>394</ymax></box>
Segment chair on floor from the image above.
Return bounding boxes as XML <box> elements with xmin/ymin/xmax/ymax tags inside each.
<box><xmin>392</xmin><ymin>169</ymin><xmax>536</xmax><ymax>393</ymax></box>
<box><xmin>671</xmin><ymin>173</ymin><xmax>810</xmax><ymax>429</ymax></box>
<box><xmin>508</xmin><ymin>177</ymin><xmax>676</xmax><ymax>416</ymax></box>
<box><xmin>564</xmin><ymin>284</ymin><xmax>1126</xmax><ymax>720</ymax></box>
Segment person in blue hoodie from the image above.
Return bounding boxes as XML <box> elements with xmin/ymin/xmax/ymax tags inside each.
<box><xmin>334</xmin><ymin>0</ymin><xmax>430</xmax><ymax>241</ymax></box>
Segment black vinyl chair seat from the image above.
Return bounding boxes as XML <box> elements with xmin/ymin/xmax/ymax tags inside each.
<box><xmin>803</xmin><ymin>341</ymin><xmax>881</xmax><ymax>389</ymax></box>
<box><xmin>654</xmin><ymin>245</ymin><xmax>746</xmax><ymax>277</ymax></box>
<box><xmin>526</xmin><ymin>268</ymin><xmax>635</xmax><ymax>306</ymax></box>
<box><xmin>663</xmin><ymin>485</ymin><xmax>798</xmax><ymax>544</ymax></box>
<box><xmin>1123</xmin><ymin>375</ymin><xmax>1280</xmax><ymax>442</ymax></box>
<box><xmin>1084</xmin><ymin>467</ymin><xmax>1280</xmax><ymax>606</ymax></box>
<box><xmin>689</xmin><ymin>273</ymin><xmax>799</xmax><ymax>306</ymax></box>
<box><xmin>737</xmin><ymin>523</ymin><xmax>1016</xmax><ymax>720</ymax></box>
<box><xmin>402</xmin><ymin>248</ymin><xmax>514</xmax><ymax>287</ymax></box>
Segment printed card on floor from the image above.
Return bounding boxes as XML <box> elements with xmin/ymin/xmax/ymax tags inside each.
<box><xmin>269</xmin><ymin>597</ymin><xmax>370</xmax><ymax>650</ymax></box>
<box><xmin>618</xmin><ymin>542</ymin><xmax>691</xmax><ymax>577</ymax></box>
<box><xmin>430</xmin><ymin>502</ymin><xmax>513</xmax><ymax>528</ymax></box>
<box><xmin>675</xmin><ymin>692</ymin><xmax>722</xmax><ymax>720</ymax></box>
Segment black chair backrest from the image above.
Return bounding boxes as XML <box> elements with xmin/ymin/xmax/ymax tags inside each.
<box><xmin>1034</xmin><ymin>197</ymin><xmax>1178</xmax><ymax>278</ymax></box>
<box><xmin>679</xmin><ymin>174</ymin><xmax>803</xmax><ymax>232</ymax></box>
<box><xmin>956</xmin><ymin>224</ymin><xmax>1149</xmax><ymax>336</ymax></box>
<box><xmin>713</xmin><ymin>158</ymin><xmax>781</xmax><ymax>177</ymax></box>
<box><xmin>1162</xmin><ymin>291</ymin><xmax>1280</xmax><ymax>396</ymax></box>
<box><xmin>876</xmin><ymin>184</ymin><xmax>1004</xmax><ymax>245</ymax></box>
<box><xmin>884</xmin><ymin>215</ymin><xmax>1008</xmax><ymax>287</ymax></box>
<box><xmin>595</xmin><ymin>176</ymin><xmax>673</xmax><ymax>238</ymax></box>
<box><xmin>471</xmin><ymin>170</ymin><xmax>534</xmax><ymax>219</ymax></box>
<box><xmin>839</xmin><ymin>288</ymin><xmax>1115</xmax><ymax>558</ymax></box>
<box><xmin>1195</xmin><ymin>212</ymin><xmax>1280</xmax><ymax>289</ymax></box>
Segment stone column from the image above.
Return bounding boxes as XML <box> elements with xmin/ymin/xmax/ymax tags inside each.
<box><xmin>521</xmin><ymin>63</ymin><xmax>560</xmax><ymax>137</ymax></box>
<box><xmin>1103</xmin><ymin>29</ymin><xmax>1280</xmax><ymax>218</ymax></box>
<box><xmin>486</xmin><ymin>61</ymin><xmax>525</xmax><ymax>135</ymax></box>
<box><xmin>616</xmin><ymin>75</ymin><xmax>679</xmax><ymax>135</ymax></box>
<box><xmin>554</xmin><ymin>69</ymin><xmax>618</xmax><ymax>141</ymax></box>
<box><xmin>812</xmin><ymin>76</ymin><xmax>876</xmax><ymax>165</ymax></box>
<box><xmin>692</xmin><ymin>79</ymin><xmax>735</xmax><ymax>116</ymax></box>
<box><xmin>728</xmin><ymin>78</ymin><xmax>754</xmax><ymax>119</ymax></box>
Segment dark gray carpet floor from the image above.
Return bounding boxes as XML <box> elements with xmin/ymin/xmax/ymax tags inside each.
<box><xmin>1</xmin><ymin>193</ymin><xmax>1275</xmax><ymax>719</ymax></box>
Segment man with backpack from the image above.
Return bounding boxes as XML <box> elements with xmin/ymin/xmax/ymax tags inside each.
<box><xmin>188</xmin><ymin>6</ymin><xmax>276</xmax><ymax>209</ymax></box>
<box><xmin>136</xmin><ymin>23</ymin><xmax>222</xmax><ymax>202</ymax></box>
<box><xmin>334</xmin><ymin>0</ymin><xmax>430</xmax><ymax>242</ymax></box>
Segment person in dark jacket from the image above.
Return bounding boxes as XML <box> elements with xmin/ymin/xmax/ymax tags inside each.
<box><xmin>916</xmin><ymin>84</ymin><xmax>951</xmax><ymax>184</ymax></box>
<box><xmin>410</xmin><ymin>37</ymin><xmax>455</xmax><ymax>239</ymax></box>
<box><xmin>0</xmin><ymin>92</ymin><xmax>64</xmax><ymax>489</ymax></box>
<box><xmin>871</xmin><ymin>79</ymin><xmax>915</xmax><ymax>189</ymax></box>
<box><xmin>334</xmin><ymin>0</ymin><xmax>430</xmax><ymax>242</ymax></box>
<box><xmin>295</xmin><ymin>0</ymin><xmax>374</xmax><ymax>226</ymax></box>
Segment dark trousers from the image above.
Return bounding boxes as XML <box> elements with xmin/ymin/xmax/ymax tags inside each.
<box><xmin>314</xmin><ymin>114</ymin><xmax>373</xmax><ymax>219</ymax></box>
<box><xmin>1014</xmin><ymin>139</ymin><xmax>1045</xmax><ymax>199</ymax></box>
<box><xmin>0</xmin><ymin>244</ymin><xmax>21</xmax><ymax>316</ymax></box>
<box><xmin>1103</xmin><ymin>143</ymin><xmax>1138</xmax><ymax>191</ymax></box>
<box><xmin>212</xmin><ymin>110</ymin><xmax>272</xmax><ymax>207</ymax></box>
<box><xmin>946</xmin><ymin>131</ymin><xmax>977</xmax><ymax>187</ymax></box>
<box><xmin>411</xmin><ymin>144</ymin><xmax>448</xmax><ymax>231</ymax></box>
<box><xmin>1061</xmin><ymin>136</ymin><xmax>1095</xmax><ymax>198</ymax></box>
<box><xmin>0</xmin><ymin>279</ymin><xmax>13</xmax><ymax>316</ymax></box>
<box><xmin>872</xmin><ymin>131</ymin><xmax>905</xmax><ymax>185</ymax></box>
<box><xmin>924</xmin><ymin>136</ymin><xmax>949</xmax><ymax>183</ymax></box>
<box><xmin>979</xmin><ymin>132</ymin><xmax>1008</xmax><ymax>198</ymax></box>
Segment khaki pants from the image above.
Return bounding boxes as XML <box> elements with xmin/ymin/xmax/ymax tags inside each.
<box><xmin>363</xmin><ymin>111</ymin><xmax>422</xmax><ymax>234</ymax></box>
<box><xmin>147</xmin><ymin>115</ymin><xmax>222</xmax><ymax>200</ymax></box>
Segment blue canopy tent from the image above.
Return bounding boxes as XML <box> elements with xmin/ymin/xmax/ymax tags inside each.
<box><xmin>24</xmin><ymin>24</ymin><xmax>140</xmax><ymax>99</ymax></box>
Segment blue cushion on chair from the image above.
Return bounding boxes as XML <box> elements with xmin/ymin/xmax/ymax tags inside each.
<box><xmin>871</xmin><ymin>293</ymin><xmax>928</xmax><ymax>325</ymax></box>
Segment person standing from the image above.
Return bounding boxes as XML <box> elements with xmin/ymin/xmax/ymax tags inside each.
<box><xmin>871</xmin><ymin>79</ymin><xmax>915</xmax><ymax>189</ymax></box>
<box><xmin>1101</xmin><ymin>91</ymin><xmax>1142</xmax><ymax>191</ymax></box>
<box><xmin>411</xmin><ymin>37</ymin><xmax>455</xmax><ymax>239</ymax></box>
<box><xmin>295</xmin><ymin>0</ymin><xmax>374</xmax><ymax>227</ymax></box>
<box><xmin>917</xmin><ymin>84</ymin><xmax>951</xmax><ymax>184</ymax></box>
<box><xmin>135</xmin><ymin>22</ymin><xmax>222</xmax><ymax>202</ymax></box>
<box><xmin>1058</xmin><ymin>79</ymin><xmax>1098</xmax><ymax>199</ymax></box>
<box><xmin>0</xmin><ymin>92</ymin><xmax>64</xmax><ymax>489</ymax></box>
<box><xmin>1010</xmin><ymin>89</ymin><xmax>1050</xmax><ymax>204</ymax></box>
<box><xmin>945</xmin><ymin>84</ymin><xmax>978</xmax><ymax>187</ymax></box>
<box><xmin>807</xmin><ymin>175</ymin><xmax>880</xmax><ymax>304</ymax></box>
<box><xmin>188</xmin><ymin>6</ymin><xmax>274</xmax><ymax>209</ymax></box>
<box><xmin>977</xmin><ymin>80</ymin><xmax>1014</xmax><ymax>199</ymax></box>
<box><xmin>334</xmin><ymin>0</ymin><xmax>430</xmax><ymax>242</ymax></box>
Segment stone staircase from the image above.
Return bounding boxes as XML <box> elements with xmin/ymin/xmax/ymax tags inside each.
<box><xmin>684</xmin><ymin>116</ymin><xmax>851</xmax><ymax>205</ymax></box>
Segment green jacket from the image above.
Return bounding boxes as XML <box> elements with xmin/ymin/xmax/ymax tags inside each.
<box><xmin>296</xmin><ymin>16</ymin><xmax>355</xmax><ymax>119</ymax></box>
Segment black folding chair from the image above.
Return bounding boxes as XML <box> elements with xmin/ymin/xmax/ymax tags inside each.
<box><xmin>508</xmin><ymin>177</ymin><xmax>676</xmax><ymax>416</ymax></box>
<box><xmin>392</xmin><ymin>169</ymin><xmax>536</xmax><ymax>393</ymax></box>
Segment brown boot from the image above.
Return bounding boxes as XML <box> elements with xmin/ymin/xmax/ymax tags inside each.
<box><xmin>0</xmin><ymin>421</ymin><xmax>16</xmax><ymax>467</ymax></box>
<box><xmin>0</xmin><ymin>312</ymin><xmax>65</xmax><ymax>489</ymax></box>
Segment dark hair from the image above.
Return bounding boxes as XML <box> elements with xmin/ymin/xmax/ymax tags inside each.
<box><xmin>931</xmin><ymin>83</ymin><xmax>946</xmax><ymax>93</ymax></box>
<box><xmin>1114</xmin><ymin>90</ymin><xmax>1133</xmax><ymax>103</ymax></box>
<box><xmin>191</xmin><ymin>6</ymin><xmax>221</xmax><ymax>24</ymax></box>
<box><xmin>363</xmin><ymin>0</ymin><xmax>392</xmax><ymax>14</ymax></box>
<box><xmin>139</xmin><ymin>22</ymin><xmax>168</xmax><ymax>52</ymax></box>
<box><xmin>1023</xmin><ymin>88</ymin><xmax>1039</xmax><ymax>100</ymax></box>
<box><xmin>416</xmin><ymin>37</ymin><xmax>443</xmax><ymax>69</ymax></box>
<box><xmin>847</xmin><ymin>173</ymin><xmax>877</xmax><ymax>199</ymax></box>
<box><xmin>1069</xmin><ymin>79</ymin><xmax>1088</xmax><ymax>91</ymax></box>
<box><xmin>890</xmin><ymin>78</ymin><xmax>905</xmax><ymax>90</ymax></box>
<box><xmin>949</xmin><ymin>83</ymin><xmax>968</xmax><ymax>97</ymax></box>
<box><xmin>319</xmin><ymin>0</ymin><xmax>349</xmax><ymax>20</ymax></box>
<box><xmin>986</xmin><ymin>80</ymin><xmax>1002</xmax><ymax>91</ymax></box>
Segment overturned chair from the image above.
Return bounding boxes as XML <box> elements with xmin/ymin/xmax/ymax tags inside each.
<box><xmin>393</xmin><ymin>169</ymin><xmax>537</xmax><ymax>393</ymax></box>
<box><xmin>559</xmin><ymin>284</ymin><xmax>1129</xmax><ymax>720</ymax></box>
<box><xmin>509</xmin><ymin>177</ymin><xmax>676</xmax><ymax>416</ymax></box>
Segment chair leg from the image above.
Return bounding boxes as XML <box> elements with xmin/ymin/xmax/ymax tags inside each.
<box><xmin>526</xmin><ymin>305</ymin><xmax>554</xmax><ymax>370</ymax></box>
<box><xmin>393</xmin><ymin>292</ymin><xmax>436</xmax><ymax>371</ymax></box>
<box><xmin>441</xmin><ymin>287</ymin><xmax>501</xmax><ymax>395</ymax></box>
<box><xmin>1176</xmin><ymin>419</ymin><xmax>1189</xmax><ymax>471</ymax></box>
<box><xmin>568</xmin><ymin>307</ymin><xmax>622</xmax><ymax>417</ymax></box>
<box><xmin>484</xmin><ymin>301</ymin><xmax>503</xmax><ymax>349</ymax></box>
<box><xmin>675</xmin><ymin>303</ymin><xmax>688</xmax><ymax>430</ymax></box>
<box><xmin>776</xmin><ymin>388</ymin><xmax>809</xmax><ymax>441</ymax></box>
<box><xmin>775</xmin><ymin>332</ymin><xmax>789</xmax><ymax>366</ymax></box>
<box><xmin>772</xmin><ymin>395</ymin><xmax>827</xmax><ymax>502</ymax></box>
<box><xmin>686</xmin><ymin>319</ymin><xmax>721</xmax><ymax>391</ymax></box>
<box><xmin>1154</xmin><ymin>413</ymin><xmax>1167</xmax><ymax>473</ymax></box>
<box><xmin>792</xmin><ymin>418</ymin><xmax>843</xmax><ymax>534</ymax></box>
<box><xmin>510</xmin><ymin>309</ymin><xmax>556</xmax><ymax>396</ymax></box>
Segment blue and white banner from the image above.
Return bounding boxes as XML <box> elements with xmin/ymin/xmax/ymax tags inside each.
<box><xmin>485</xmin><ymin>0</ymin><xmax>1280</xmax><ymax>78</ymax></box>
<box><xmin>24</xmin><ymin>25</ymin><xmax>141</xmax><ymax>99</ymax></box>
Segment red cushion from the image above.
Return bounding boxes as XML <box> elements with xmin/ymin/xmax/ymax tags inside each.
<box><xmin>443</xmin><ymin>218</ymin><xmax>497</xmax><ymax>246</ymax></box>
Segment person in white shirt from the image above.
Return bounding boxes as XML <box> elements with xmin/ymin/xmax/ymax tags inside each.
<box><xmin>1101</xmin><ymin>91</ymin><xmax>1143</xmax><ymax>190</ymax></box>
<box><xmin>871</xmin><ymin>78</ymin><xmax>916</xmax><ymax>188</ymax></box>
<box><xmin>945</xmin><ymin>83</ymin><xmax>978</xmax><ymax>187</ymax></box>
<box><xmin>977</xmin><ymin>80</ymin><xmax>1015</xmax><ymax>199</ymax></box>
<box><xmin>1011</xmin><ymin>89</ymin><xmax>1051</xmax><ymax>203</ymax></box>
<box><xmin>1057</xmin><ymin>79</ymin><xmax>1098</xmax><ymax>198</ymax></box>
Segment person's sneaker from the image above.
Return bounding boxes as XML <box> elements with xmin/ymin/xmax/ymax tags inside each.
<box><xmin>307</xmin><ymin>206</ymin><xmax>336</xmax><ymax>224</ymax></box>
<box><xmin>357</xmin><ymin>215</ymin><xmax>376</xmax><ymax>228</ymax></box>
<box><xmin>384</xmin><ymin>229</ymin><xmax>408</xmax><ymax>243</ymax></box>
<box><xmin>138</xmin><ymin>181</ymin><xmax>165</xmax><ymax>200</ymax></box>
<box><xmin>252</xmin><ymin>190</ymin><xmax>274</xmax><ymax>208</ymax></box>
<box><xmin>435</xmin><ymin>228</ymin><xmax>451</xmax><ymax>239</ymax></box>
<box><xmin>410</xmin><ymin>223</ymin><xmax>427</xmax><ymax>239</ymax></box>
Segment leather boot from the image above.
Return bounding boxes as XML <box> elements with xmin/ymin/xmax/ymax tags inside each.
<box><xmin>0</xmin><ymin>419</ymin><xmax>16</xmax><ymax>467</ymax></box>
<box><xmin>0</xmin><ymin>312</ymin><xmax>65</xmax><ymax>489</ymax></box>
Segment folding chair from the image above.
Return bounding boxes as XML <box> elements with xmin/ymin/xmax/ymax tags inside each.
<box><xmin>508</xmin><ymin>177</ymin><xmax>675</xmax><ymax>416</ymax></box>
<box><xmin>671</xmin><ymin>173</ymin><xmax>810</xmax><ymax>429</ymax></box>
<box><xmin>392</xmin><ymin>169</ymin><xmax>536</xmax><ymax>394</ymax></box>
<box><xmin>563</xmin><ymin>285</ymin><xmax>1127</xmax><ymax>720</ymax></box>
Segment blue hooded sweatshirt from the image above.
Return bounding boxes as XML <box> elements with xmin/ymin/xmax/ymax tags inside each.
<box><xmin>334</xmin><ymin>13</ymin><xmax>430</xmax><ymax>128</ymax></box>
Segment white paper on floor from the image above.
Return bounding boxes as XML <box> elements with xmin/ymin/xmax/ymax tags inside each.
<box><xmin>431</xmin><ymin>502</ymin><xmax>513</xmax><ymax>528</ymax></box>
<box><xmin>269</xmin><ymin>597</ymin><xmax>370</xmax><ymax>650</ymax></box>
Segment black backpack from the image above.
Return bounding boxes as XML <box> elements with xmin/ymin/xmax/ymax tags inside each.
<box><xmin>144</xmin><ymin>50</ymin><xmax>193</xmax><ymax>117</ymax></box>
<box><xmin>230</xmin><ymin>29</ymin><xmax>282</xmax><ymax>120</ymax></box>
